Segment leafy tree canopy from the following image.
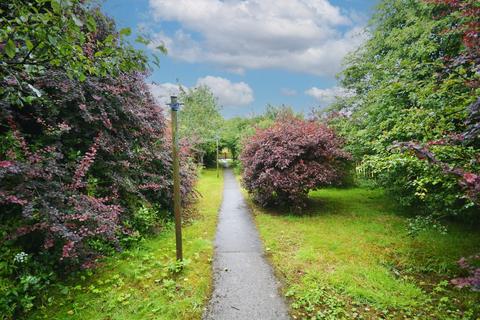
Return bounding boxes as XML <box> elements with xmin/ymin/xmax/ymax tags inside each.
<box><xmin>327</xmin><ymin>0</ymin><xmax>479</xmax><ymax>219</ymax></box>
<box><xmin>0</xmin><ymin>0</ymin><xmax>148</xmax><ymax>108</ymax></box>
<box><xmin>178</xmin><ymin>86</ymin><xmax>223</xmax><ymax>164</ymax></box>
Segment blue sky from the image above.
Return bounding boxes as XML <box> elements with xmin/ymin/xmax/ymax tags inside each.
<box><xmin>103</xmin><ymin>0</ymin><xmax>378</xmax><ymax>117</ymax></box>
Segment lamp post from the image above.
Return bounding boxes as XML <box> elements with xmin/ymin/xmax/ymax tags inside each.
<box><xmin>170</xmin><ymin>96</ymin><xmax>182</xmax><ymax>261</ymax></box>
<box><xmin>216</xmin><ymin>135</ymin><xmax>219</xmax><ymax>178</ymax></box>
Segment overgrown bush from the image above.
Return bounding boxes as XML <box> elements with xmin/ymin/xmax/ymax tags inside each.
<box><xmin>327</xmin><ymin>0</ymin><xmax>480</xmax><ymax>221</ymax></box>
<box><xmin>240</xmin><ymin>117</ymin><xmax>350</xmax><ymax>209</ymax></box>
<box><xmin>0</xmin><ymin>0</ymin><xmax>197</xmax><ymax>317</ymax></box>
<box><xmin>358</xmin><ymin>151</ymin><xmax>478</xmax><ymax>219</ymax></box>
<box><xmin>451</xmin><ymin>255</ymin><xmax>480</xmax><ymax>291</ymax></box>
<box><xmin>0</xmin><ymin>54</ymin><xmax>197</xmax><ymax>271</ymax></box>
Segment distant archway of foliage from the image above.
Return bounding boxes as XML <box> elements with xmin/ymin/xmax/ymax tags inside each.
<box><xmin>327</xmin><ymin>0</ymin><xmax>479</xmax><ymax>222</ymax></box>
<box><xmin>0</xmin><ymin>0</ymin><xmax>197</xmax><ymax>317</ymax></box>
<box><xmin>240</xmin><ymin>117</ymin><xmax>351</xmax><ymax>210</ymax></box>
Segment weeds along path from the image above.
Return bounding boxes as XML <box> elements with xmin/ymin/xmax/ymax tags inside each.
<box><xmin>32</xmin><ymin>170</ymin><xmax>223</xmax><ymax>320</ymax></box>
<box><xmin>204</xmin><ymin>169</ymin><xmax>290</xmax><ymax>320</ymax></box>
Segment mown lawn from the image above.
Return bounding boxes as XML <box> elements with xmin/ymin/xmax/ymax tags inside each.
<box><xmin>33</xmin><ymin>169</ymin><xmax>223</xmax><ymax>320</ymax></box>
<box><xmin>250</xmin><ymin>188</ymin><xmax>480</xmax><ymax>320</ymax></box>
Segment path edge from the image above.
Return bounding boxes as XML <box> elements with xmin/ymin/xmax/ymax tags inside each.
<box><xmin>234</xmin><ymin>173</ymin><xmax>293</xmax><ymax>318</ymax></box>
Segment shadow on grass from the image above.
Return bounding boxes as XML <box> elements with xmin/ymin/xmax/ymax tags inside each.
<box><xmin>254</xmin><ymin>187</ymin><xmax>397</xmax><ymax>218</ymax></box>
<box><xmin>250</xmin><ymin>190</ymin><xmax>358</xmax><ymax>218</ymax></box>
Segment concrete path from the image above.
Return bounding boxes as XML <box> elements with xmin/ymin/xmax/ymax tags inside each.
<box><xmin>203</xmin><ymin>169</ymin><xmax>290</xmax><ymax>320</ymax></box>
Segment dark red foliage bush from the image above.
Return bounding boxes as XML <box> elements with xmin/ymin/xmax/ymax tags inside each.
<box><xmin>0</xmin><ymin>4</ymin><xmax>197</xmax><ymax>269</ymax></box>
<box><xmin>240</xmin><ymin>117</ymin><xmax>351</xmax><ymax>209</ymax></box>
<box><xmin>0</xmin><ymin>1</ymin><xmax>198</xmax><ymax>317</ymax></box>
<box><xmin>0</xmin><ymin>69</ymin><xmax>198</xmax><ymax>267</ymax></box>
<box><xmin>451</xmin><ymin>255</ymin><xmax>480</xmax><ymax>291</ymax></box>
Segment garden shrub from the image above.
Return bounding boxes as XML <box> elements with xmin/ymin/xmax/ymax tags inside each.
<box><xmin>0</xmin><ymin>66</ymin><xmax>198</xmax><ymax>270</ymax></box>
<box><xmin>327</xmin><ymin>0</ymin><xmax>480</xmax><ymax>221</ymax></box>
<box><xmin>240</xmin><ymin>117</ymin><xmax>351</xmax><ymax>209</ymax></box>
<box><xmin>451</xmin><ymin>255</ymin><xmax>480</xmax><ymax>292</ymax></box>
<box><xmin>0</xmin><ymin>0</ymin><xmax>198</xmax><ymax>317</ymax></box>
<box><xmin>131</xmin><ymin>204</ymin><xmax>162</xmax><ymax>234</ymax></box>
<box><xmin>358</xmin><ymin>152</ymin><xmax>478</xmax><ymax>219</ymax></box>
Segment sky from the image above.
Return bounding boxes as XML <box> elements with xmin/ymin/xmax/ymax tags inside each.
<box><xmin>102</xmin><ymin>0</ymin><xmax>378</xmax><ymax>118</ymax></box>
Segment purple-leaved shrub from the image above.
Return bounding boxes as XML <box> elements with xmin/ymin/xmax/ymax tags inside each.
<box><xmin>451</xmin><ymin>255</ymin><xmax>480</xmax><ymax>291</ymax></box>
<box><xmin>240</xmin><ymin>117</ymin><xmax>351</xmax><ymax>210</ymax></box>
<box><xmin>0</xmin><ymin>4</ymin><xmax>197</xmax><ymax>269</ymax></box>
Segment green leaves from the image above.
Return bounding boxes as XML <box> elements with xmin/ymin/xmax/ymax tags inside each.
<box><xmin>178</xmin><ymin>86</ymin><xmax>224</xmax><ymax>164</ymax></box>
<box><xmin>25</xmin><ymin>39</ymin><xmax>34</xmax><ymax>51</ymax></box>
<box><xmin>155</xmin><ymin>44</ymin><xmax>168</xmax><ymax>54</ymax></box>
<box><xmin>328</xmin><ymin>0</ymin><xmax>479</xmax><ymax>219</ymax></box>
<box><xmin>1</xmin><ymin>0</ymin><xmax>151</xmax><ymax>87</ymax></box>
<box><xmin>5</xmin><ymin>39</ymin><xmax>16</xmax><ymax>58</ymax></box>
<box><xmin>135</xmin><ymin>35</ymin><xmax>149</xmax><ymax>45</ymax></box>
<box><xmin>86</xmin><ymin>15</ymin><xmax>96</xmax><ymax>32</ymax></box>
<box><xmin>119</xmin><ymin>27</ymin><xmax>131</xmax><ymax>37</ymax></box>
<box><xmin>50</xmin><ymin>0</ymin><xmax>62</xmax><ymax>14</ymax></box>
<box><xmin>72</xmin><ymin>14</ymin><xmax>83</xmax><ymax>27</ymax></box>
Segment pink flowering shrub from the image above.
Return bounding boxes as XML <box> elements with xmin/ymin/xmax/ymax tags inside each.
<box><xmin>0</xmin><ymin>1</ymin><xmax>198</xmax><ymax>317</ymax></box>
<box><xmin>0</xmin><ymin>8</ymin><xmax>197</xmax><ymax>270</ymax></box>
<box><xmin>240</xmin><ymin>117</ymin><xmax>351</xmax><ymax>209</ymax></box>
<box><xmin>451</xmin><ymin>255</ymin><xmax>480</xmax><ymax>291</ymax></box>
<box><xmin>0</xmin><ymin>70</ymin><xmax>197</xmax><ymax>267</ymax></box>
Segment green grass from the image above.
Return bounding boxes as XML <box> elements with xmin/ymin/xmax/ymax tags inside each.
<box><xmin>33</xmin><ymin>169</ymin><xmax>223</xmax><ymax>320</ymax></box>
<box><xmin>250</xmin><ymin>188</ymin><xmax>480</xmax><ymax>319</ymax></box>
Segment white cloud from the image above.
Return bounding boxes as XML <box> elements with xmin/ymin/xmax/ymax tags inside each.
<box><xmin>305</xmin><ymin>86</ymin><xmax>354</xmax><ymax>105</ymax></box>
<box><xmin>196</xmin><ymin>76</ymin><xmax>254</xmax><ymax>107</ymax></box>
<box><xmin>148</xmin><ymin>0</ymin><xmax>367</xmax><ymax>76</ymax></box>
<box><xmin>148</xmin><ymin>76</ymin><xmax>254</xmax><ymax>108</ymax></box>
<box><xmin>281</xmin><ymin>88</ymin><xmax>297</xmax><ymax>96</ymax></box>
<box><xmin>148</xmin><ymin>82</ymin><xmax>183</xmax><ymax>107</ymax></box>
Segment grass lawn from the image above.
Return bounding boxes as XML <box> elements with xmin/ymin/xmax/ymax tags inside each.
<box><xmin>249</xmin><ymin>187</ymin><xmax>480</xmax><ymax>320</ymax></box>
<box><xmin>33</xmin><ymin>169</ymin><xmax>223</xmax><ymax>320</ymax></box>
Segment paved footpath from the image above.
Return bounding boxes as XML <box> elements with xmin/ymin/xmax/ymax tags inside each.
<box><xmin>203</xmin><ymin>169</ymin><xmax>290</xmax><ymax>320</ymax></box>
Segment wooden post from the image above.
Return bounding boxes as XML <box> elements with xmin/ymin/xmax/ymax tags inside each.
<box><xmin>170</xmin><ymin>96</ymin><xmax>183</xmax><ymax>261</ymax></box>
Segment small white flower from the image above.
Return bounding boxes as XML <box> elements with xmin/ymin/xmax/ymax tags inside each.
<box><xmin>14</xmin><ymin>252</ymin><xmax>29</xmax><ymax>264</ymax></box>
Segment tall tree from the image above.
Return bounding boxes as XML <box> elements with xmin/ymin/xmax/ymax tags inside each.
<box><xmin>179</xmin><ymin>86</ymin><xmax>223</xmax><ymax>165</ymax></box>
<box><xmin>328</xmin><ymin>0</ymin><xmax>479</xmax><ymax>219</ymax></box>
